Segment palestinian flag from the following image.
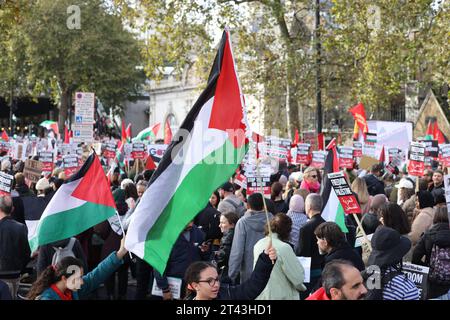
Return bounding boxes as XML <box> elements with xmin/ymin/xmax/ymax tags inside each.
<box><xmin>320</xmin><ymin>139</ymin><xmax>348</xmax><ymax>232</ymax></box>
<box><xmin>126</xmin><ymin>30</ymin><xmax>249</xmax><ymax>274</ymax></box>
<box><xmin>133</xmin><ymin>123</ymin><xmax>161</xmax><ymax>142</ymax></box>
<box><xmin>29</xmin><ymin>153</ymin><xmax>116</xmax><ymax>252</ymax></box>
<box><xmin>40</xmin><ymin>120</ymin><xmax>60</xmax><ymax>136</ymax></box>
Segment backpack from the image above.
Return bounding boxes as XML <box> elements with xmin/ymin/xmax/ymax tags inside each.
<box><xmin>428</xmin><ymin>243</ymin><xmax>450</xmax><ymax>285</ymax></box>
<box><xmin>52</xmin><ymin>238</ymin><xmax>76</xmax><ymax>265</ymax></box>
<box><xmin>224</xmin><ymin>198</ymin><xmax>246</xmax><ymax>217</ymax></box>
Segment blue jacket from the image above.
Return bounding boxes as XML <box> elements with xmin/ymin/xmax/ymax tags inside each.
<box><xmin>38</xmin><ymin>252</ymin><xmax>123</xmax><ymax>300</ymax></box>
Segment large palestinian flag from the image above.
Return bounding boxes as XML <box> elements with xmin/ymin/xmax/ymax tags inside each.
<box><xmin>29</xmin><ymin>153</ymin><xmax>116</xmax><ymax>252</ymax></box>
<box><xmin>126</xmin><ymin>30</ymin><xmax>249</xmax><ymax>274</ymax></box>
<box><xmin>320</xmin><ymin>139</ymin><xmax>348</xmax><ymax>232</ymax></box>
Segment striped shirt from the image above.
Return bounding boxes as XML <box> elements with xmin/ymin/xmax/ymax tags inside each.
<box><xmin>383</xmin><ymin>273</ymin><xmax>420</xmax><ymax>300</ymax></box>
<box><xmin>287</xmin><ymin>211</ymin><xmax>308</xmax><ymax>252</ymax></box>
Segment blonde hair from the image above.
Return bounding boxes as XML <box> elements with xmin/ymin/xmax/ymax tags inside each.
<box><xmin>351</xmin><ymin>177</ymin><xmax>369</xmax><ymax>205</ymax></box>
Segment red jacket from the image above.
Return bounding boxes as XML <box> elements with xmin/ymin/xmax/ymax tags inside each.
<box><xmin>306</xmin><ymin>287</ymin><xmax>330</xmax><ymax>300</ymax></box>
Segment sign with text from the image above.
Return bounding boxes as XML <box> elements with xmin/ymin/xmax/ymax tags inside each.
<box><xmin>408</xmin><ymin>142</ymin><xmax>425</xmax><ymax>176</ymax></box>
<box><xmin>131</xmin><ymin>142</ymin><xmax>146</xmax><ymax>159</ymax></box>
<box><xmin>23</xmin><ymin>159</ymin><xmax>43</xmax><ymax>183</ymax></box>
<box><xmin>0</xmin><ymin>172</ymin><xmax>13</xmax><ymax>196</ymax></box>
<box><xmin>72</xmin><ymin>124</ymin><xmax>94</xmax><ymax>144</ymax></box>
<box><xmin>418</xmin><ymin>139</ymin><xmax>439</xmax><ymax>158</ymax></box>
<box><xmin>311</xmin><ymin>151</ymin><xmax>327</xmax><ymax>169</ymax></box>
<box><xmin>296</xmin><ymin>143</ymin><xmax>311</xmax><ymax>165</ymax></box>
<box><xmin>443</xmin><ymin>175</ymin><xmax>450</xmax><ymax>223</ymax></box>
<box><xmin>151</xmin><ymin>277</ymin><xmax>182</xmax><ymax>300</ymax></box>
<box><xmin>234</xmin><ymin>172</ymin><xmax>247</xmax><ymax>189</ymax></box>
<box><xmin>402</xmin><ymin>262</ymin><xmax>429</xmax><ymax>300</ymax></box>
<box><xmin>353</xmin><ymin>142</ymin><xmax>363</xmax><ymax>158</ymax></box>
<box><xmin>440</xmin><ymin>144</ymin><xmax>450</xmax><ymax>167</ymax></box>
<box><xmin>264</xmin><ymin>136</ymin><xmax>291</xmax><ymax>161</ymax></box>
<box><xmin>103</xmin><ymin>141</ymin><xmax>117</xmax><ymax>159</ymax></box>
<box><xmin>338</xmin><ymin>146</ymin><xmax>354</xmax><ymax>169</ymax></box>
<box><xmin>147</xmin><ymin>144</ymin><xmax>168</xmax><ymax>162</ymax></box>
<box><xmin>246</xmin><ymin>174</ymin><xmax>271</xmax><ymax>198</ymax></box>
<box><xmin>75</xmin><ymin>92</ymin><xmax>95</xmax><ymax>124</ymax></box>
<box><xmin>63</xmin><ymin>155</ymin><xmax>79</xmax><ymax>178</ymax></box>
<box><xmin>327</xmin><ymin>172</ymin><xmax>361</xmax><ymax>214</ymax></box>
<box><xmin>39</xmin><ymin>151</ymin><xmax>54</xmax><ymax>172</ymax></box>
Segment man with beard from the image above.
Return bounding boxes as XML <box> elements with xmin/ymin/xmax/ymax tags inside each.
<box><xmin>307</xmin><ymin>260</ymin><xmax>367</xmax><ymax>300</ymax></box>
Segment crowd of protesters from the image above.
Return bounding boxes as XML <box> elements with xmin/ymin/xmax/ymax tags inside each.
<box><xmin>1</xmin><ymin>140</ymin><xmax>450</xmax><ymax>301</ymax></box>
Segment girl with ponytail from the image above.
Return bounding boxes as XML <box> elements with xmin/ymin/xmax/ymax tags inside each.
<box><xmin>27</xmin><ymin>237</ymin><xmax>128</xmax><ymax>300</ymax></box>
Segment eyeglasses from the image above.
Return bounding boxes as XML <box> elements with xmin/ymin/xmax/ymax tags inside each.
<box><xmin>310</xmin><ymin>175</ymin><xmax>317</xmax><ymax>178</ymax></box>
<box><xmin>198</xmin><ymin>277</ymin><xmax>220</xmax><ymax>287</ymax></box>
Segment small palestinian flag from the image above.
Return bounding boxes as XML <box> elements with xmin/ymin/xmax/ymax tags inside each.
<box><xmin>29</xmin><ymin>153</ymin><xmax>116</xmax><ymax>251</ymax></box>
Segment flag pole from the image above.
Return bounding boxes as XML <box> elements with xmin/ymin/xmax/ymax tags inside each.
<box><xmin>115</xmin><ymin>209</ymin><xmax>133</xmax><ymax>260</ymax></box>
<box><xmin>256</xmin><ymin>157</ymin><xmax>274</xmax><ymax>264</ymax></box>
<box><xmin>353</xmin><ymin>213</ymin><xmax>372</xmax><ymax>250</ymax></box>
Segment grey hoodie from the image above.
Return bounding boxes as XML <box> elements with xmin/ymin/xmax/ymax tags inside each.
<box><xmin>228</xmin><ymin>210</ymin><xmax>273</xmax><ymax>283</ymax></box>
<box><xmin>218</xmin><ymin>194</ymin><xmax>245</xmax><ymax>216</ymax></box>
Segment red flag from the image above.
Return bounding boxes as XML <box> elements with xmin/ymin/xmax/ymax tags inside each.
<box><xmin>164</xmin><ymin>118</ymin><xmax>172</xmax><ymax>144</ymax></box>
<box><xmin>1</xmin><ymin>130</ymin><xmax>9</xmax><ymax>142</ymax></box>
<box><xmin>121</xmin><ymin>120</ymin><xmax>127</xmax><ymax>144</ymax></box>
<box><xmin>145</xmin><ymin>155</ymin><xmax>156</xmax><ymax>170</ymax></box>
<box><xmin>251</xmin><ymin>131</ymin><xmax>264</xmax><ymax>159</ymax></box>
<box><xmin>318</xmin><ymin>133</ymin><xmax>325</xmax><ymax>150</ymax></box>
<box><xmin>379</xmin><ymin>145</ymin><xmax>385</xmax><ymax>163</ymax></box>
<box><xmin>293</xmin><ymin>129</ymin><xmax>300</xmax><ymax>147</ymax></box>
<box><xmin>426</xmin><ymin>120</ymin><xmax>434</xmax><ymax>137</ymax></box>
<box><xmin>326</xmin><ymin>138</ymin><xmax>339</xmax><ymax>172</ymax></box>
<box><xmin>126</xmin><ymin>123</ymin><xmax>132</xmax><ymax>141</ymax></box>
<box><xmin>349</xmin><ymin>103</ymin><xmax>368</xmax><ymax>139</ymax></box>
<box><xmin>64</xmin><ymin>125</ymin><xmax>70</xmax><ymax>144</ymax></box>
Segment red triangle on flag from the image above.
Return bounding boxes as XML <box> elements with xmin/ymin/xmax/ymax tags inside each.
<box><xmin>145</xmin><ymin>155</ymin><xmax>157</xmax><ymax>170</ymax></box>
<box><xmin>1</xmin><ymin>130</ymin><xmax>9</xmax><ymax>142</ymax></box>
<box><xmin>71</xmin><ymin>154</ymin><xmax>116</xmax><ymax>208</ymax></box>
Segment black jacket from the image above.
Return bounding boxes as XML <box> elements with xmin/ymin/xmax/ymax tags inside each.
<box><xmin>273</xmin><ymin>199</ymin><xmax>288</xmax><ymax>214</ymax></box>
<box><xmin>216</xmin><ymin>228</ymin><xmax>235</xmax><ymax>282</ymax></box>
<box><xmin>216</xmin><ymin>251</ymin><xmax>274</xmax><ymax>300</ymax></box>
<box><xmin>36</xmin><ymin>238</ymin><xmax>88</xmax><ymax>275</ymax></box>
<box><xmin>361</xmin><ymin>212</ymin><xmax>381</xmax><ymax>235</ymax></box>
<box><xmin>363</xmin><ymin>174</ymin><xmax>385</xmax><ymax>196</ymax></box>
<box><xmin>324</xmin><ymin>242</ymin><xmax>365</xmax><ymax>271</ymax></box>
<box><xmin>296</xmin><ymin>214</ymin><xmax>326</xmax><ymax>270</ymax></box>
<box><xmin>11</xmin><ymin>193</ymin><xmax>25</xmax><ymax>224</ymax></box>
<box><xmin>0</xmin><ymin>217</ymin><xmax>31</xmax><ymax>273</ymax></box>
<box><xmin>428</xmin><ymin>184</ymin><xmax>444</xmax><ymax>203</ymax></box>
<box><xmin>194</xmin><ymin>204</ymin><xmax>222</xmax><ymax>241</ymax></box>
<box><xmin>412</xmin><ymin>223</ymin><xmax>450</xmax><ymax>299</ymax></box>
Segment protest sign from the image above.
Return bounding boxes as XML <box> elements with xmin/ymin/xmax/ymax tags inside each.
<box><xmin>339</xmin><ymin>146</ymin><xmax>354</xmax><ymax>169</ymax></box>
<box><xmin>443</xmin><ymin>175</ymin><xmax>450</xmax><ymax>222</ymax></box>
<box><xmin>147</xmin><ymin>144</ymin><xmax>168</xmax><ymax>162</ymax></box>
<box><xmin>408</xmin><ymin>142</ymin><xmax>425</xmax><ymax>176</ymax></box>
<box><xmin>151</xmin><ymin>277</ymin><xmax>182</xmax><ymax>300</ymax></box>
<box><xmin>327</xmin><ymin>172</ymin><xmax>361</xmax><ymax>214</ymax></box>
<box><xmin>246</xmin><ymin>174</ymin><xmax>271</xmax><ymax>198</ymax></box>
<box><xmin>310</xmin><ymin>151</ymin><xmax>326</xmax><ymax>169</ymax></box>
<box><xmin>103</xmin><ymin>141</ymin><xmax>117</xmax><ymax>159</ymax></box>
<box><xmin>296</xmin><ymin>143</ymin><xmax>311</xmax><ymax>165</ymax></box>
<box><xmin>264</xmin><ymin>136</ymin><xmax>291</xmax><ymax>161</ymax></box>
<box><xmin>23</xmin><ymin>159</ymin><xmax>43</xmax><ymax>183</ymax></box>
<box><xmin>234</xmin><ymin>173</ymin><xmax>247</xmax><ymax>189</ymax></box>
<box><xmin>63</xmin><ymin>155</ymin><xmax>79</xmax><ymax>178</ymax></box>
<box><xmin>0</xmin><ymin>172</ymin><xmax>14</xmax><ymax>196</ymax></box>
<box><xmin>13</xmin><ymin>142</ymin><xmax>28</xmax><ymax>161</ymax></box>
<box><xmin>402</xmin><ymin>262</ymin><xmax>429</xmax><ymax>300</ymax></box>
<box><xmin>419</xmin><ymin>139</ymin><xmax>439</xmax><ymax>158</ymax></box>
<box><xmin>359</xmin><ymin>155</ymin><xmax>379</xmax><ymax>171</ymax></box>
<box><xmin>296</xmin><ymin>257</ymin><xmax>311</xmax><ymax>283</ymax></box>
<box><xmin>39</xmin><ymin>151</ymin><xmax>54</xmax><ymax>172</ymax></box>
<box><xmin>353</xmin><ymin>142</ymin><xmax>363</xmax><ymax>158</ymax></box>
<box><xmin>131</xmin><ymin>142</ymin><xmax>146</xmax><ymax>159</ymax></box>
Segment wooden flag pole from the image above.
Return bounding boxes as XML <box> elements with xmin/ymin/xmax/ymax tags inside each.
<box><xmin>353</xmin><ymin>213</ymin><xmax>372</xmax><ymax>251</ymax></box>
<box><xmin>256</xmin><ymin>158</ymin><xmax>274</xmax><ymax>264</ymax></box>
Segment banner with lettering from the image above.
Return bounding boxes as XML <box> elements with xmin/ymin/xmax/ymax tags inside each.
<box><xmin>327</xmin><ymin>172</ymin><xmax>361</xmax><ymax>214</ymax></box>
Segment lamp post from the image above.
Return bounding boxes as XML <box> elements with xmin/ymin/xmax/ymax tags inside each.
<box><xmin>315</xmin><ymin>0</ymin><xmax>322</xmax><ymax>135</ymax></box>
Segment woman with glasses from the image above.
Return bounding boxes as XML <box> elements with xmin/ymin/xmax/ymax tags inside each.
<box><xmin>184</xmin><ymin>244</ymin><xmax>277</xmax><ymax>300</ymax></box>
<box><xmin>300</xmin><ymin>167</ymin><xmax>321</xmax><ymax>193</ymax></box>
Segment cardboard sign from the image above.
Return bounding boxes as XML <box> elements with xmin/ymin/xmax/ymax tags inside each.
<box><xmin>131</xmin><ymin>142</ymin><xmax>146</xmax><ymax>159</ymax></box>
<box><xmin>311</xmin><ymin>151</ymin><xmax>327</xmax><ymax>168</ymax></box>
<box><xmin>103</xmin><ymin>141</ymin><xmax>117</xmax><ymax>159</ymax></box>
<box><xmin>63</xmin><ymin>155</ymin><xmax>79</xmax><ymax>178</ymax></box>
<box><xmin>339</xmin><ymin>146</ymin><xmax>354</xmax><ymax>169</ymax></box>
<box><xmin>327</xmin><ymin>172</ymin><xmax>361</xmax><ymax>214</ymax></box>
<box><xmin>296</xmin><ymin>143</ymin><xmax>311</xmax><ymax>165</ymax></box>
<box><xmin>0</xmin><ymin>172</ymin><xmax>14</xmax><ymax>196</ymax></box>
<box><xmin>359</xmin><ymin>155</ymin><xmax>379</xmax><ymax>171</ymax></box>
<box><xmin>408</xmin><ymin>142</ymin><xmax>425</xmax><ymax>176</ymax></box>
<box><xmin>39</xmin><ymin>151</ymin><xmax>54</xmax><ymax>172</ymax></box>
<box><xmin>440</xmin><ymin>144</ymin><xmax>450</xmax><ymax>167</ymax></box>
<box><xmin>23</xmin><ymin>159</ymin><xmax>43</xmax><ymax>183</ymax></box>
<box><xmin>402</xmin><ymin>262</ymin><xmax>429</xmax><ymax>300</ymax></box>
<box><xmin>353</xmin><ymin>142</ymin><xmax>363</xmax><ymax>158</ymax></box>
<box><xmin>246</xmin><ymin>175</ymin><xmax>271</xmax><ymax>198</ymax></box>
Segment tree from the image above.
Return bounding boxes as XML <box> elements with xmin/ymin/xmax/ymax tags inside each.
<box><xmin>10</xmin><ymin>0</ymin><xmax>145</xmax><ymax>132</ymax></box>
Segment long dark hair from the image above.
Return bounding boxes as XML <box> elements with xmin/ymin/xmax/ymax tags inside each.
<box><xmin>184</xmin><ymin>261</ymin><xmax>217</xmax><ymax>299</ymax></box>
<box><xmin>271</xmin><ymin>182</ymin><xmax>283</xmax><ymax>201</ymax></box>
<box><xmin>265</xmin><ymin>213</ymin><xmax>292</xmax><ymax>242</ymax></box>
<box><xmin>124</xmin><ymin>183</ymin><xmax>139</xmax><ymax>201</ymax></box>
<box><xmin>27</xmin><ymin>257</ymin><xmax>83</xmax><ymax>300</ymax></box>
<box><xmin>377</xmin><ymin>203</ymin><xmax>411</xmax><ymax>235</ymax></box>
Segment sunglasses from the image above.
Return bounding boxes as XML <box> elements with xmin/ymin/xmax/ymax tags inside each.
<box><xmin>310</xmin><ymin>175</ymin><xmax>318</xmax><ymax>178</ymax></box>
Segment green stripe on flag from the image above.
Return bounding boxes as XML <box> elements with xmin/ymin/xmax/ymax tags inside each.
<box><xmin>335</xmin><ymin>203</ymin><xmax>349</xmax><ymax>233</ymax></box>
<box><xmin>29</xmin><ymin>202</ymin><xmax>115</xmax><ymax>252</ymax></box>
<box><xmin>143</xmin><ymin>140</ymin><xmax>248</xmax><ymax>273</ymax></box>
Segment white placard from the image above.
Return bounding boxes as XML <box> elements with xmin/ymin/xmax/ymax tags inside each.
<box><xmin>297</xmin><ymin>256</ymin><xmax>311</xmax><ymax>283</ymax></box>
<box><xmin>75</xmin><ymin>92</ymin><xmax>95</xmax><ymax>124</ymax></box>
<box><xmin>354</xmin><ymin>233</ymin><xmax>374</xmax><ymax>248</ymax></box>
<box><xmin>151</xmin><ymin>277</ymin><xmax>182</xmax><ymax>300</ymax></box>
